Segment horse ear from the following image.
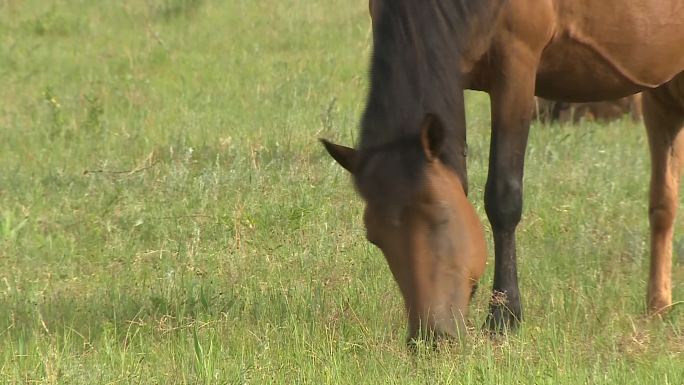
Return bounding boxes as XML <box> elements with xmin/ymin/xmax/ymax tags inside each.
<box><xmin>320</xmin><ymin>139</ymin><xmax>358</xmax><ymax>173</ymax></box>
<box><xmin>419</xmin><ymin>113</ymin><xmax>445</xmax><ymax>161</ymax></box>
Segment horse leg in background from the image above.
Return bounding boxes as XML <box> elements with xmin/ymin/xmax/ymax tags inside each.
<box><xmin>631</xmin><ymin>93</ymin><xmax>644</xmax><ymax>122</ymax></box>
<box><xmin>643</xmin><ymin>73</ymin><xmax>684</xmax><ymax>315</ymax></box>
<box><xmin>368</xmin><ymin>0</ymin><xmax>380</xmax><ymax>22</ymax></box>
<box><xmin>483</xmin><ymin>44</ymin><xmax>539</xmax><ymax>331</ymax></box>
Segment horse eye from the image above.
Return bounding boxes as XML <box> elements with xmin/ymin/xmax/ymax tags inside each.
<box><xmin>435</xmin><ymin>216</ymin><xmax>450</xmax><ymax>226</ymax></box>
<box><xmin>426</xmin><ymin>207</ymin><xmax>450</xmax><ymax>227</ymax></box>
<box><xmin>418</xmin><ymin>200</ymin><xmax>450</xmax><ymax>226</ymax></box>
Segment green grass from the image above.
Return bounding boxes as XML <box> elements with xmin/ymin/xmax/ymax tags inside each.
<box><xmin>0</xmin><ymin>0</ymin><xmax>682</xmax><ymax>383</ymax></box>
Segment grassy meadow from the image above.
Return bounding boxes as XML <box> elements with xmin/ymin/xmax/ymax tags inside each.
<box><xmin>0</xmin><ymin>0</ymin><xmax>682</xmax><ymax>383</ymax></box>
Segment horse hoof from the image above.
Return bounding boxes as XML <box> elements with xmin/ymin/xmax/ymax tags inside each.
<box><xmin>647</xmin><ymin>296</ymin><xmax>672</xmax><ymax>316</ymax></box>
<box><xmin>484</xmin><ymin>303</ymin><xmax>521</xmax><ymax>333</ymax></box>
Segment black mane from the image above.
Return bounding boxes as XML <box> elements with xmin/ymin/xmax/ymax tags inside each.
<box><xmin>359</xmin><ymin>0</ymin><xmax>493</xmax><ymax>171</ymax></box>
<box><xmin>355</xmin><ymin>0</ymin><xmax>497</xmax><ymax>202</ymax></box>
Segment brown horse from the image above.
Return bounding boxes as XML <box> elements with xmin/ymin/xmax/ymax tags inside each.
<box><xmin>322</xmin><ymin>0</ymin><xmax>684</xmax><ymax>339</ymax></box>
<box><xmin>534</xmin><ymin>94</ymin><xmax>643</xmax><ymax>123</ymax></box>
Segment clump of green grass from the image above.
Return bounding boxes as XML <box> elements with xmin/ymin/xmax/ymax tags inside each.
<box><xmin>154</xmin><ymin>0</ymin><xmax>205</xmax><ymax>20</ymax></box>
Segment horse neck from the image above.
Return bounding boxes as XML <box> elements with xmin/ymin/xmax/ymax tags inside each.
<box><xmin>359</xmin><ymin>1</ymin><xmax>471</xmax><ymax>171</ymax></box>
<box><xmin>358</xmin><ymin>2</ymin><xmax>472</xmax><ymax>175</ymax></box>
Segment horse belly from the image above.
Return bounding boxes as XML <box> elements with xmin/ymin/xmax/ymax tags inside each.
<box><xmin>535</xmin><ymin>0</ymin><xmax>684</xmax><ymax>102</ymax></box>
<box><xmin>535</xmin><ymin>39</ymin><xmax>648</xmax><ymax>101</ymax></box>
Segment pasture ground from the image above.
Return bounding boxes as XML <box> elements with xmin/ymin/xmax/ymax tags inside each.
<box><xmin>0</xmin><ymin>0</ymin><xmax>682</xmax><ymax>383</ymax></box>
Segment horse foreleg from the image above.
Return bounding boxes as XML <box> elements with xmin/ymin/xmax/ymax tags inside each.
<box><xmin>483</xmin><ymin>52</ymin><xmax>538</xmax><ymax>331</ymax></box>
<box><xmin>643</xmin><ymin>76</ymin><xmax>684</xmax><ymax>315</ymax></box>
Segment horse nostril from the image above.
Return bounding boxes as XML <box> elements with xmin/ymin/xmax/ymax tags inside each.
<box><xmin>470</xmin><ymin>282</ymin><xmax>479</xmax><ymax>301</ymax></box>
<box><xmin>406</xmin><ymin>328</ymin><xmax>455</xmax><ymax>352</ymax></box>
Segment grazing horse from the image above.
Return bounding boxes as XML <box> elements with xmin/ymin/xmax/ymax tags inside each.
<box><xmin>534</xmin><ymin>94</ymin><xmax>643</xmax><ymax>123</ymax></box>
<box><xmin>322</xmin><ymin>0</ymin><xmax>684</xmax><ymax>339</ymax></box>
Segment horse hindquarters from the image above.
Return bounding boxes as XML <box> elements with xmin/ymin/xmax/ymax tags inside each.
<box><xmin>643</xmin><ymin>72</ymin><xmax>684</xmax><ymax>314</ymax></box>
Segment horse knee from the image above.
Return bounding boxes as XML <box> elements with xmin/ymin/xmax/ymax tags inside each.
<box><xmin>485</xmin><ymin>177</ymin><xmax>523</xmax><ymax>231</ymax></box>
<box><xmin>649</xmin><ymin>203</ymin><xmax>676</xmax><ymax>234</ymax></box>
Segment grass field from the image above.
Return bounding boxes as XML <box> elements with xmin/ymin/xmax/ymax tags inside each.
<box><xmin>0</xmin><ymin>0</ymin><xmax>682</xmax><ymax>383</ymax></box>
